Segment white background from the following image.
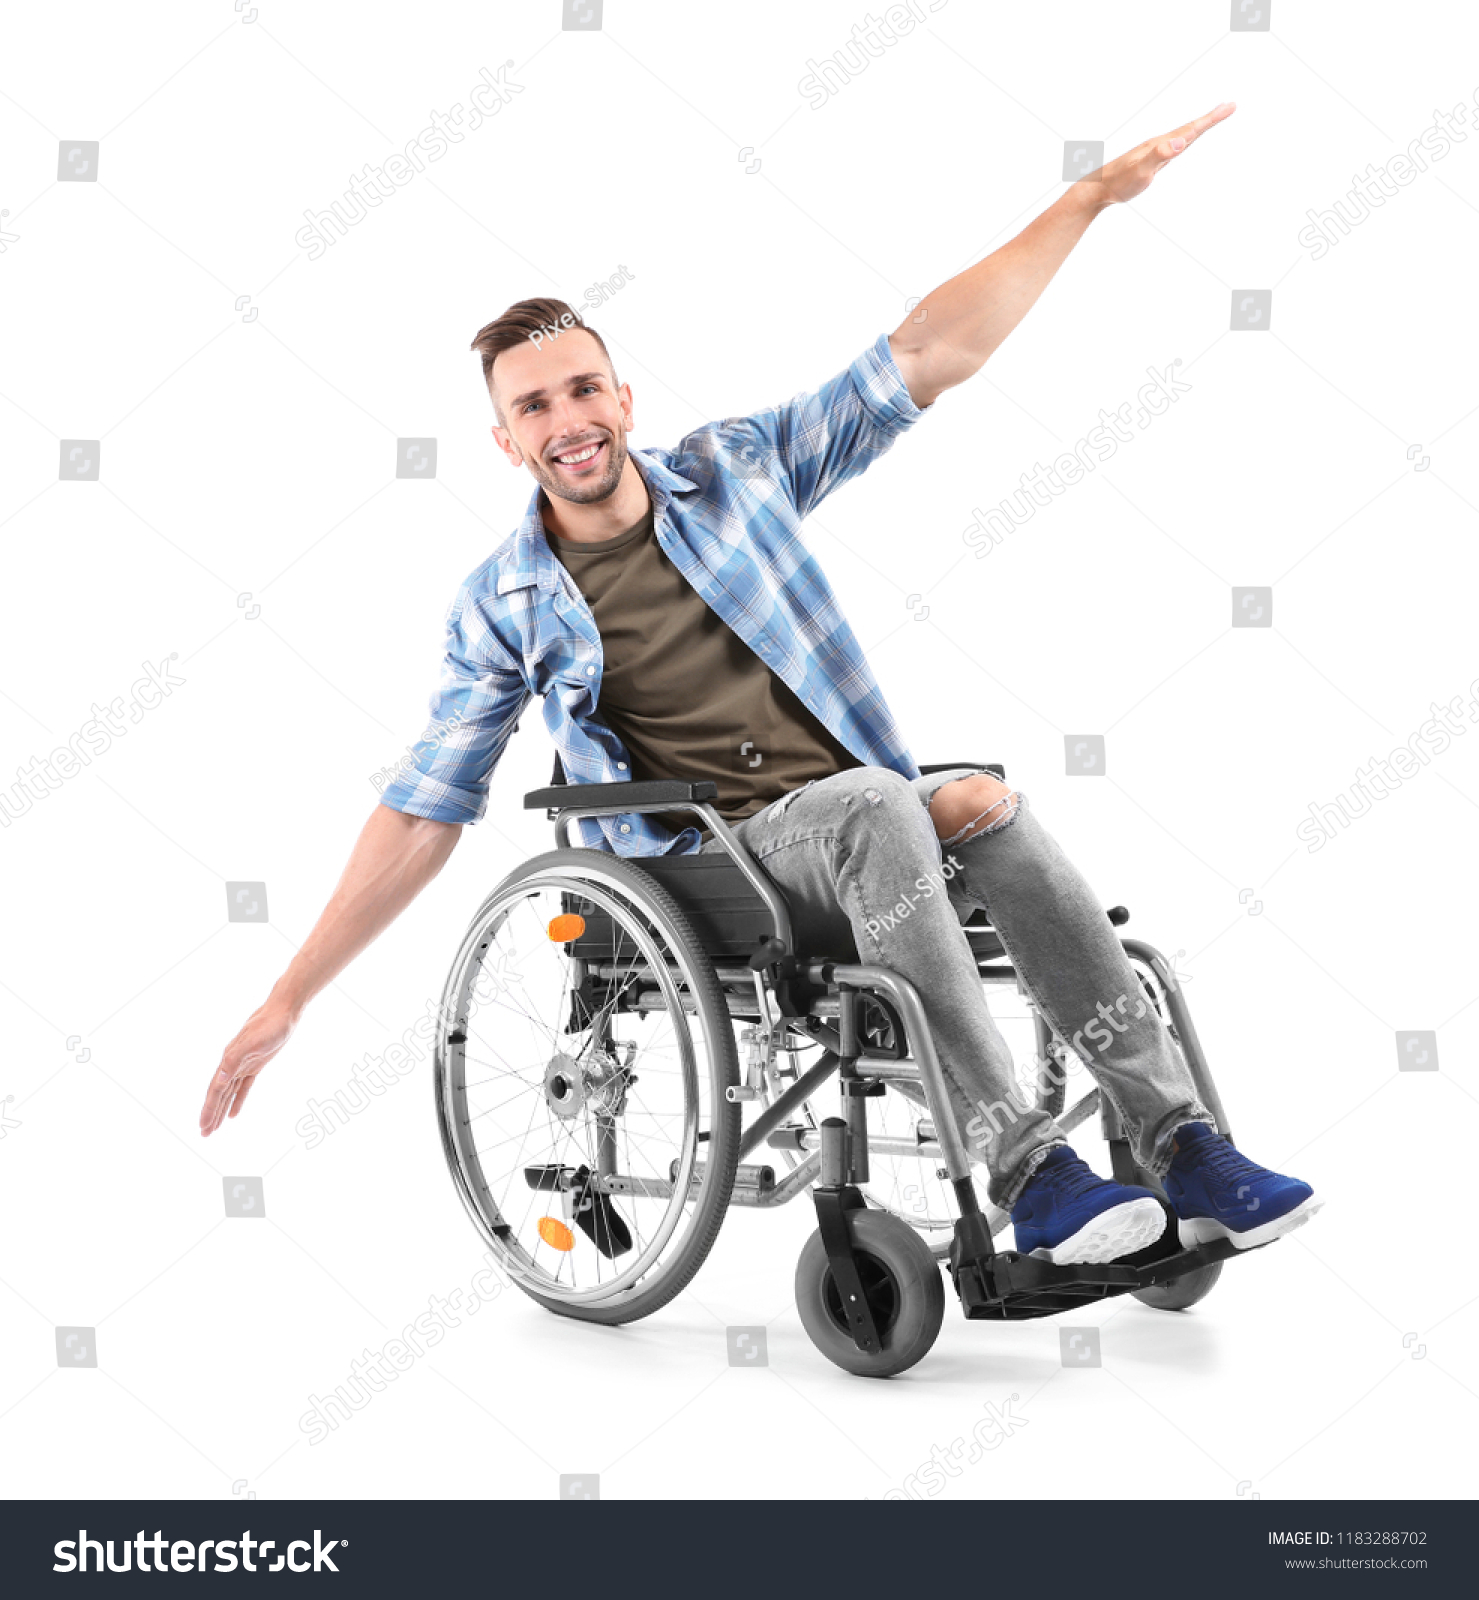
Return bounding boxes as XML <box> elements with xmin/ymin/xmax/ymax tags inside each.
<box><xmin>1</xmin><ymin>0</ymin><xmax>1476</xmax><ymax>1502</ymax></box>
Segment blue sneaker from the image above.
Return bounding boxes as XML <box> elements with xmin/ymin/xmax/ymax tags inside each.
<box><xmin>1010</xmin><ymin>1145</ymin><xmax>1168</xmax><ymax>1265</ymax></box>
<box><xmin>1163</xmin><ymin>1122</ymin><xmax>1324</xmax><ymax>1250</ymax></box>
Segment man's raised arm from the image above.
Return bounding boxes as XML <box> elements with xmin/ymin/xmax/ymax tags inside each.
<box><xmin>887</xmin><ymin>102</ymin><xmax>1235</xmax><ymax>409</ymax></box>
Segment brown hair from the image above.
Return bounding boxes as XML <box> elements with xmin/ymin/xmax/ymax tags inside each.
<box><xmin>469</xmin><ymin>297</ymin><xmax>616</xmax><ymax>420</ymax></box>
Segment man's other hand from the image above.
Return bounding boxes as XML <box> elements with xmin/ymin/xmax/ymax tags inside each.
<box><xmin>1087</xmin><ymin>101</ymin><xmax>1236</xmax><ymax>206</ymax></box>
<box><xmin>200</xmin><ymin>999</ymin><xmax>297</xmax><ymax>1136</ymax></box>
<box><xmin>195</xmin><ymin>805</ymin><xmax>463</xmax><ymax>1138</ymax></box>
<box><xmin>887</xmin><ymin>100</ymin><xmax>1239</xmax><ymax>406</ymax></box>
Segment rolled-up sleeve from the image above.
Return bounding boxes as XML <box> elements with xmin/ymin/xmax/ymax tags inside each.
<box><xmin>725</xmin><ymin>332</ymin><xmax>930</xmax><ymax>519</ymax></box>
<box><xmin>378</xmin><ymin>589</ymin><xmax>530</xmax><ymax>825</ymax></box>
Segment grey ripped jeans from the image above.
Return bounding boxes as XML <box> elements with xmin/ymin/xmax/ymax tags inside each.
<box><xmin>699</xmin><ymin>765</ymin><xmax>1215</xmax><ymax>1210</ymax></box>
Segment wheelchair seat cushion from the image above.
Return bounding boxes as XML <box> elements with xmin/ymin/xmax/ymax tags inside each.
<box><xmin>617</xmin><ymin>855</ymin><xmax>1004</xmax><ymax>967</ymax></box>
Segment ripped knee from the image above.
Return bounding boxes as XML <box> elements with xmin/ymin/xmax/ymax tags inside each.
<box><xmin>928</xmin><ymin>774</ymin><xmax>1019</xmax><ymax>848</ymax></box>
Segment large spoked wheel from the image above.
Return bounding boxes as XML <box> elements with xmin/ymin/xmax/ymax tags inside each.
<box><xmin>434</xmin><ymin>848</ymin><xmax>740</xmax><ymax>1325</ymax></box>
<box><xmin>795</xmin><ymin>1210</ymin><xmax>946</xmax><ymax>1378</ymax></box>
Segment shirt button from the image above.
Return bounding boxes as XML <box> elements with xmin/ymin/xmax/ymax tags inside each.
<box><xmin>617</xmin><ymin>762</ymin><xmax>627</xmax><ymax>771</ymax></box>
<box><xmin>620</xmin><ymin>823</ymin><xmax>631</xmax><ymax>833</ymax></box>
<box><xmin>586</xmin><ymin>666</ymin><xmax>596</xmax><ymax>676</ymax></box>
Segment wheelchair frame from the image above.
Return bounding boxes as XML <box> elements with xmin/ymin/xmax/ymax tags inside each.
<box><xmin>515</xmin><ymin>769</ymin><xmax>1254</xmax><ymax>1360</ymax></box>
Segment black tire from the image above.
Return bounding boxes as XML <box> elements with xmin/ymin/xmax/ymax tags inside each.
<box><xmin>794</xmin><ymin>1208</ymin><xmax>946</xmax><ymax>1378</ymax></box>
<box><xmin>435</xmin><ymin>848</ymin><xmax>740</xmax><ymax>1326</ymax></box>
<box><xmin>1132</xmin><ymin>1259</ymin><xmax>1223</xmax><ymax>1312</ymax></box>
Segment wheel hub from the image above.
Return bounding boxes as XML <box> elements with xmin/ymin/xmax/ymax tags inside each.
<box><xmin>544</xmin><ymin>1044</ymin><xmax>635</xmax><ymax>1120</ymax></box>
<box><xmin>544</xmin><ymin>1051</ymin><xmax>587</xmax><ymax>1119</ymax></box>
<box><xmin>824</xmin><ymin>1251</ymin><xmax>902</xmax><ymax>1338</ymax></box>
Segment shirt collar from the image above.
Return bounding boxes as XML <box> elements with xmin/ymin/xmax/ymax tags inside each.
<box><xmin>502</xmin><ymin>446</ymin><xmax>697</xmax><ymax>595</ymax></box>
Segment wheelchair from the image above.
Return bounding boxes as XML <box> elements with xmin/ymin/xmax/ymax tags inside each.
<box><xmin>431</xmin><ymin>764</ymin><xmax>1248</xmax><ymax>1378</ymax></box>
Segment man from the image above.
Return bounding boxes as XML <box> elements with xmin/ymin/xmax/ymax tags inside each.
<box><xmin>202</xmin><ymin>101</ymin><xmax>1322</xmax><ymax>1266</ymax></box>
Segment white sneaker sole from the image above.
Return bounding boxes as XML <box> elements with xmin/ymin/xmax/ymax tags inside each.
<box><xmin>1025</xmin><ymin>1197</ymin><xmax>1168</xmax><ymax>1266</ymax></box>
<box><xmin>1177</xmin><ymin>1192</ymin><xmax>1325</xmax><ymax>1251</ymax></box>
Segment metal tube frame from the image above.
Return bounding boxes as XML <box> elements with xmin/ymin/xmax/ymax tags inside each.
<box><xmin>1120</xmin><ymin>937</ymin><xmax>1231</xmax><ymax>1140</ymax></box>
<box><xmin>798</xmin><ymin>960</ymin><xmax>982</xmax><ymax>1217</ymax></box>
<box><xmin>544</xmin><ymin>795</ymin><xmax>1229</xmax><ymax>1237</ymax></box>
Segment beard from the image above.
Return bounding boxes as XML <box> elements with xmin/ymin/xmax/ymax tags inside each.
<box><xmin>529</xmin><ymin>427</ymin><xmax>629</xmax><ymax>505</ymax></box>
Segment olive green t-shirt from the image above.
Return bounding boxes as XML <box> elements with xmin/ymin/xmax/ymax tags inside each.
<box><xmin>546</xmin><ymin>500</ymin><xmax>859</xmax><ymax>832</ymax></box>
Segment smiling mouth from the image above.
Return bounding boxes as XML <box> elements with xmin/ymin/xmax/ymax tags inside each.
<box><xmin>550</xmin><ymin>439</ymin><xmax>606</xmax><ymax>471</ymax></box>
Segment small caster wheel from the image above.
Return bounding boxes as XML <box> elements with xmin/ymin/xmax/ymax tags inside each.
<box><xmin>795</xmin><ymin>1208</ymin><xmax>946</xmax><ymax>1378</ymax></box>
<box><xmin>1133</xmin><ymin>1259</ymin><xmax>1223</xmax><ymax>1312</ymax></box>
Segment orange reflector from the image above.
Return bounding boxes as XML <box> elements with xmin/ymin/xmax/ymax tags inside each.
<box><xmin>547</xmin><ymin>913</ymin><xmax>586</xmax><ymax>942</ymax></box>
<box><xmin>537</xmin><ymin>1216</ymin><xmax>575</xmax><ymax>1251</ymax></box>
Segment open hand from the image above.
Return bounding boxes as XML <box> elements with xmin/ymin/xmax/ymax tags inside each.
<box><xmin>1086</xmin><ymin>101</ymin><xmax>1236</xmax><ymax>205</ymax></box>
<box><xmin>200</xmin><ymin>999</ymin><xmax>297</xmax><ymax>1136</ymax></box>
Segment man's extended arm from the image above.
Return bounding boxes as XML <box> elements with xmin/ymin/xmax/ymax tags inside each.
<box><xmin>200</xmin><ymin>577</ymin><xmax>531</xmax><ymax>1134</ymax></box>
<box><xmin>888</xmin><ymin>102</ymin><xmax>1235</xmax><ymax>408</ymax></box>
<box><xmin>199</xmin><ymin>806</ymin><xmax>461</xmax><ymax>1135</ymax></box>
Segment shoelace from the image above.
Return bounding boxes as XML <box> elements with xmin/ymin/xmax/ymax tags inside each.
<box><xmin>1182</xmin><ymin>1137</ymin><xmax>1265</xmax><ymax>1188</ymax></box>
<box><xmin>1037</xmin><ymin>1151</ymin><xmax>1108</xmax><ymax>1202</ymax></box>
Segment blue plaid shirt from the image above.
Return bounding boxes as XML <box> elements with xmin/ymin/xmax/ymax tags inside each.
<box><xmin>378</xmin><ymin>331</ymin><xmax>930</xmax><ymax>855</ymax></box>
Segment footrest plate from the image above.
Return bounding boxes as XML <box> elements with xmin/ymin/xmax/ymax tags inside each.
<box><xmin>954</xmin><ymin>1234</ymin><xmax>1251</xmax><ymax>1320</ymax></box>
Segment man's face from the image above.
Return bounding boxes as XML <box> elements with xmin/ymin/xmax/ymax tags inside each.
<box><xmin>489</xmin><ymin>328</ymin><xmax>633</xmax><ymax>504</ymax></box>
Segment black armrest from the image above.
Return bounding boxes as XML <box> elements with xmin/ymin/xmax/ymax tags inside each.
<box><xmin>918</xmin><ymin>762</ymin><xmax>1005</xmax><ymax>781</ymax></box>
<box><xmin>523</xmin><ymin>779</ymin><xmax>720</xmax><ymax>812</ymax></box>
